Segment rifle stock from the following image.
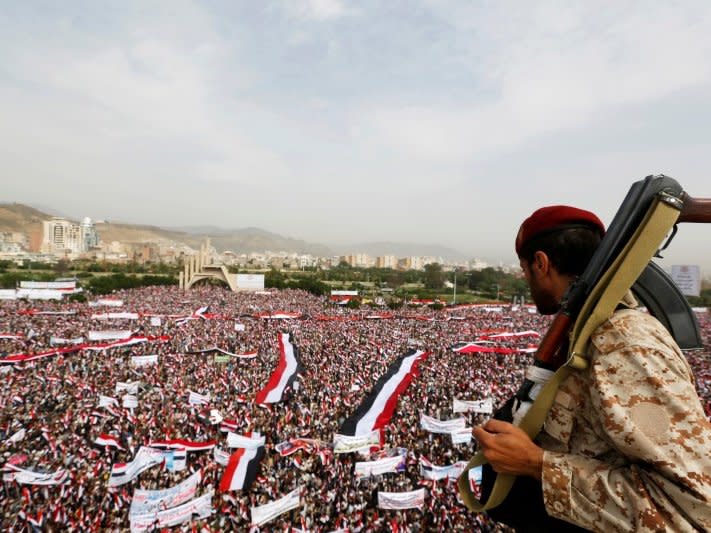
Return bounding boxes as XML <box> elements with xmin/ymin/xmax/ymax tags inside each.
<box><xmin>679</xmin><ymin>192</ymin><xmax>711</xmax><ymax>223</ymax></box>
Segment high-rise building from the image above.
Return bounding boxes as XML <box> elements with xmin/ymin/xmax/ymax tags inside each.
<box><xmin>81</xmin><ymin>217</ymin><xmax>100</xmax><ymax>250</ymax></box>
<box><xmin>400</xmin><ymin>256</ymin><xmax>425</xmax><ymax>270</ymax></box>
<box><xmin>375</xmin><ymin>255</ymin><xmax>397</xmax><ymax>269</ymax></box>
<box><xmin>344</xmin><ymin>253</ymin><xmax>373</xmax><ymax>268</ymax></box>
<box><xmin>42</xmin><ymin>217</ymin><xmax>99</xmax><ymax>255</ymax></box>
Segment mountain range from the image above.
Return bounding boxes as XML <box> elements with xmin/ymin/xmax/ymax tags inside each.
<box><xmin>0</xmin><ymin>203</ymin><xmax>469</xmax><ymax>261</ymax></box>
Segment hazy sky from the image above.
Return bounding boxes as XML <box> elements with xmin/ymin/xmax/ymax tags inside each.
<box><xmin>2</xmin><ymin>1</ymin><xmax>711</xmax><ymax>268</ymax></box>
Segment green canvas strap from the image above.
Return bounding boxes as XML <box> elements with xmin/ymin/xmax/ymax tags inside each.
<box><xmin>457</xmin><ymin>363</ymin><xmax>574</xmax><ymax>511</ymax></box>
<box><xmin>568</xmin><ymin>196</ymin><xmax>681</xmax><ymax>369</ymax></box>
<box><xmin>458</xmin><ymin>194</ymin><xmax>681</xmax><ymax>513</ymax></box>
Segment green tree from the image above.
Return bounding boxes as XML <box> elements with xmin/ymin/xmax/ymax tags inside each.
<box><xmin>289</xmin><ymin>277</ymin><xmax>328</xmax><ymax>296</ymax></box>
<box><xmin>264</xmin><ymin>268</ymin><xmax>286</xmax><ymax>289</ymax></box>
<box><xmin>423</xmin><ymin>263</ymin><xmax>445</xmax><ymax>290</ymax></box>
<box><xmin>53</xmin><ymin>259</ymin><xmax>70</xmax><ymax>276</ymax></box>
<box><xmin>345</xmin><ymin>298</ymin><xmax>361</xmax><ymax>309</ymax></box>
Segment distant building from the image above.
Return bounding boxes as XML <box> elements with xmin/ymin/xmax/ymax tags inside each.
<box><xmin>400</xmin><ymin>256</ymin><xmax>425</xmax><ymax>270</ymax></box>
<box><xmin>344</xmin><ymin>254</ymin><xmax>374</xmax><ymax>268</ymax></box>
<box><xmin>80</xmin><ymin>217</ymin><xmax>100</xmax><ymax>250</ymax></box>
<box><xmin>0</xmin><ymin>232</ymin><xmax>28</xmax><ymax>254</ymax></box>
<box><xmin>123</xmin><ymin>242</ymin><xmax>160</xmax><ymax>264</ymax></box>
<box><xmin>41</xmin><ymin>217</ymin><xmax>99</xmax><ymax>256</ymax></box>
<box><xmin>376</xmin><ymin>255</ymin><xmax>397</xmax><ymax>269</ymax></box>
<box><xmin>468</xmin><ymin>258</ymin><xmax>490</xmax><ymax>270</ymax></box>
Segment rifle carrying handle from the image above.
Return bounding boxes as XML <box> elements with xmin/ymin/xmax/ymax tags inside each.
<box><xmin>679</xmin><ymin>193</ymin><xmax>711</xmax><ymax>223</ymax></box>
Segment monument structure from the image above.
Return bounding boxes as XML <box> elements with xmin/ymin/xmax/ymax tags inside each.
<box><xmin>178</xmin><ymin>239</ymin><xmax>237</xmax><ymax>291</ymax></box>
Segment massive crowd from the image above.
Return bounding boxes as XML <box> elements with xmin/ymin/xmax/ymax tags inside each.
<box><xmin>1</xmin><ymin>285</ymin><xmax>709</xmax><ymax>532</ymax></box>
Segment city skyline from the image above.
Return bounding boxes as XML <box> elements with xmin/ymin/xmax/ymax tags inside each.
<box><xmin>2</xmin><ymin>2</ymin><xmax>711</xmax><ymax>270</ymax></box>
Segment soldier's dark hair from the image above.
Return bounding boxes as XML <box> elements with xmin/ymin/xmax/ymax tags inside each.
<box><xmin>518</xmin><ymin>226</ymin><xmax>602</xmax><ymax>277</ymax></box>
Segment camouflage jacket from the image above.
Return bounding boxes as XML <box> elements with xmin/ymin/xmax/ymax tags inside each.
<box><xmin>539</xmin><ymin>301</ymin><xmax>711</xmax><ymax>532</ymax></box>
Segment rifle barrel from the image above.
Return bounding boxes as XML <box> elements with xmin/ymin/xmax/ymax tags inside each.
<box><xmin>679</xmin><ymin>193</ymin><xmax>711</xmax><ymax>223</ymax></box>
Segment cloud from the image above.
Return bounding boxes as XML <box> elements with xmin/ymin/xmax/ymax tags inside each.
<box><xmin>1</xmin><ymin>1</ymin><xmax>710</xmax><ymax>269</ymax></box>
<box><xmin>0</xmin><ymin>2</ymin><xmax>287</xmax><ymax>187</ymax></box>
<box><xmin>283</xmin><ymin>0</ymin><xmax>353</xmax><ymax>21</ymax></box>
<box><xmin>357</xmin><ymin>2</ymin><xmax>711</xmax><ymax>166</ymax></box>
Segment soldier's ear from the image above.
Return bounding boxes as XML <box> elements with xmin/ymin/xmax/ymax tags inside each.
<box><xmin>532</xmin><ymin>251</ymin><xmax>550</xmax><ymax>276</ymax></box>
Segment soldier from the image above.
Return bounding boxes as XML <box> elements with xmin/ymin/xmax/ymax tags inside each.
<box><xmin>474</xmin><ymin>205</ymin><xmax>711</xmax><ymax>532</ymax></box>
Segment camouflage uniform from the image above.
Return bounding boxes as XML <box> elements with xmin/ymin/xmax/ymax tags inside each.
<box><xmin>539</xmin><ymin>294</ymin><xmax>711</xmax><ymax>532</ymax></box>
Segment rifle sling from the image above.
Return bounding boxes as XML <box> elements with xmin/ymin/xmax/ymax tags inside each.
<box><xmin>457</xmin><ymin>195</ymin><xmax>681</xmax><ymax>513</ymax></box>
<box><xmin>569</xmin><ymin>197</ymin><xmax>681</xmax><ymax>368</ymax></box>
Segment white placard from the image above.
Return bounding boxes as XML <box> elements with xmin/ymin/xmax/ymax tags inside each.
<box><xmin>250</xmin><ymin>488</ymin><xmax>301</xmax><ymax>526</ymax></box>
<box><xmin>671</xmin><ymin>265</ymin><xmax>701</xmax><ymax>297</ymax></box>
<box><xmin>377</xmin><ymin>489</ymin><xmax>426</xmax><ymax>510</ymax></box>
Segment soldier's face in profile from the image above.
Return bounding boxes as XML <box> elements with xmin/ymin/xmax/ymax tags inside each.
<box><xmin>520</xmin><ymin>258</ymin><xmax>559</xmax><ymax>315</ymax></box>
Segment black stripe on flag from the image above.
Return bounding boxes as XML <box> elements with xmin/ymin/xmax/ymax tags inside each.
<box><xmin>339</xmin><ymin>349</ymin><xmax>422</xmax><ymax>436</ymax></box>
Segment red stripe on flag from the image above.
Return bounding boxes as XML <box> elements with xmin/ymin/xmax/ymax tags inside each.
<box><xmin>219</xmin><ymin>448</ymin><xmax>246</xmax><ymax>491</ymax></box>
<box><xmin>255</xmin><ymin>334</ymin><xmax>288</xmax><ymax>404</ymax></box>
<box><xmin>373</xmin><ymin>352</ymin><xmax>429</xmax><ymax>431</ymax></box>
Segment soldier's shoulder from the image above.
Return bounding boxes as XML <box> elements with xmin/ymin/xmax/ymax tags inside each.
<box><xmin>590</xmin><ymin>308</ymin><xmax>677</xmax><ymax>355</ymax></box>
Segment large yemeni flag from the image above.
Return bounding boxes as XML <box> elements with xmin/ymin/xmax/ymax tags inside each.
<box><xmin>219</xmin><ymin>434</ymin><xmax>265</xmax><ymax>492</ymax></box>
<box><xmin>339</xmin><ymin>349</ymin><xmax>428</xmax><ymax>436</ymax></box>
<box><xmin>255</xmin><ymin>333</ymin><xmax>302</xmax><ymax>404</ymax></box>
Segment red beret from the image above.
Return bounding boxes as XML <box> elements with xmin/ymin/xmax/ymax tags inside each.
<box><xmin>515</xmin><ymin>205</ymin><xmax>605</xmax><ymax>256</ymax></box>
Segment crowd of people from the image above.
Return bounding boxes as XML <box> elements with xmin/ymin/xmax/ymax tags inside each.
<box><xmin>1</xmin><ymin>285</ymin><xmax>709</xmax><ymax>532</ymax></box>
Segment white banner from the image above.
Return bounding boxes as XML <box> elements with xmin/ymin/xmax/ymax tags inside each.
<box><xmin>99</xmin><ymin>395</ymin><xmax>119</xmax><ymax>408</ymax></box>
<box><xmin>130</xmin><ymin>470</ymin><xmax>201</xmax><ymax>517</ymax></box>
<box><xmin>17</xmin><ymin>288</ymin><xmax>65</xmax><ymax>300</ymax></box>
<box><xmin>250</xmin><ymin>488</ymin><xmax>301</xmax><ymax>527</ymax></box>
<box><xmin>116</xmin><ymin>381</ymin><xmax>140</xmax><ymax>395</ymax></box>
<box><xmin>92</xmin><ymin>312</ymin><xmax>139</xmax><ymax>320</ymax></box>
<box><xmin>131</xmin><ymin>355</ymin><xmax>158</xmax><ymax>367</ymax></box>
<box><xmin>109</xmin><ymin>447</ymin><xmax>164</xmax><ymax>487</ymax></box>
<box><xmin>420</xmin><ymin>414</ymin><xmax>467</xmax><ymax>434</ymax></box>
<box><xmin>355</xmin><ymin>455</ymin><xmax>405</xmax><ymax>479</ymax></box>
<box><xmin>89</xmin><ymin>330</ymin><xmax>132</xmax><ymax>341</ymax></box>
<box><xmin>453</xmin><ymin>398</ymin><xmax>494</xmax><ymax>415</ymax></box>
<box><xmin>130</xmin><ymin>490</ymin><xmax>213</xmax><ymax>532</ymax></box>
<box><xmin>7</xmin><ymin>428</ymin><xmax>25</xmax><ymax>444</ymax></box>
<box><xmin>49</xmin><ymin>336</ymin><xmax>84</xmax><ymax>346</ymax></box>
<box><xmin>150</xmin><ymin>316</ymin><xmax>162</xmax><ymax>327</ymax></box>
<box><xmin>0</xmin><ymin>289</ymin><xmax>17</xmax><ymax>300</ymax></box>
<box><xmin>451</xmin><ymin>427</ymin><xmax>473</xmax><ymax>445</ymax></box>
<box><xmin>227</xmin><ymin>432</ymin><xmax>265</xmax><ymax>449</ymax></box>
<box><xmin>420</xmin><ymin>460</ymin><xmax>467</xmax><ymax>481</ymax></box>
<box><xmin>377</xmin><ymin>489</ymin><xmax>426</xmax><ymax>510</ymax></box>
<box><xmin>90</xmin><ymin>299</ymin><xmax>124</xmax><ymax>307</ymax></box>
<box><xmin>234</xmin><ymin>323</ymin><xmax>245</xmax><ymax>332</ymax></box>
<box><xmin>20</xmin><ymin>281</ymin><xmax>76</xmax><ymax>290</ymax></box>
<box><xmin>2</xmin><ymin>464</ymin><xmax>69</xmax><ymax>485</ymax></box>
<box><xmin>236</xmin><ymin>274</ymin><xmax>265</xmax><ymax>291</ymax></box>
<box><xmin>123</xmin><ymin>394</ymin><xmax>138</xmax><ymax>409</ymax></box>
<box><xmin>333</xmin><ymin>430</ymin><xmax>380</xmax><ymax>454</ymax></box>
<box><xmin>188</xmin><ymin>391</ymin><xmax>210</xmax><ymax>405</ymax></box>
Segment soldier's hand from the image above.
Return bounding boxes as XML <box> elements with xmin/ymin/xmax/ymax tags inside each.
<box><xmin>472</xmin><ymin>419</ymin><xmax>544</xmax><ymax>480</ymax></box>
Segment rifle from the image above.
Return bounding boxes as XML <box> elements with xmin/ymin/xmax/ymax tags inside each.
<box><xmin>458</xmin><ymin>175</ymin><xmax>711</xmax><ymax>522</ymax></box>
<box><xmin>538</xmin><ymin>175</ymin><xmax>709</xmax><ymax>369</ymax></box>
